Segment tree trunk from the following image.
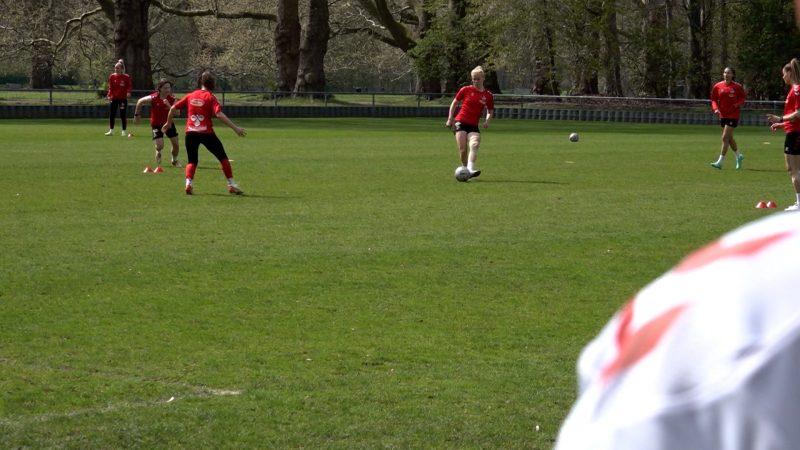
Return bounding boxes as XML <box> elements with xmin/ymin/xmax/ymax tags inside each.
<box><xmin>574</xmin><ymin>1</ymin><xmax>600</xmax><ymax>95</ymax></box>
<box><xmin>26</xmin><ymin>0</ymin><xmax>55</xmax><ymax>88</ymax></box>
<box><xmin>275</xmin><ymin>0</ymin><xmax>300</xmax><ymax>93</ymax></box>
<box><xmin>532</xmin><ymin>0</ymin><xmax>560</xmax><ymax>95</ymax></box>
<box><xmin>294</xmin><ymin>0</ymin><xmax>329</xmax><ymax>94</ymax></box>
<box><xmin>719</xmin><ymin>0</ymin><xmax>728</xmax><ymax>67</ymax></box>
<box><xmin>31</xmin><ymin>42</ymin><xmax>54</xmax><ymax>89</ymax></box>
<box><xmin>686</xmin><ymin>0</ymin><xmax>714</xmax><ymax>98</ymax></box>
<box><xmin>114</xmin><ymin>0</ymin><xmax>153</xmax><ymax>90</ymax></box>
<box><xmin>603</xmin><ymin>0</ymin><xmax>624</xmax><ymax>96</ymax></box>
<box><xmin>443</xmin><ymin>0</ymin><xmax>468</xmax><ymax>93</ymax></box>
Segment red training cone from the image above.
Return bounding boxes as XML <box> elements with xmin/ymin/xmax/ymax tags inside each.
<box><xmin>153</xmin><ymin>166</ymin><xmax>164</xmax><ymax>173</ymax></box>
<box><xmin>766</xmin><ymin>201</ymin><xmax>777</xmax><ymax>208</ymax></box>
<box><xmin>755</xmin><ymin>201</ymin><xmax>767</xmax><ymax>209</ymax></box>
<box><xmin>143</xmin><ymin>166</ymin><xmax>153</xmax><ymax>173</ymax></box>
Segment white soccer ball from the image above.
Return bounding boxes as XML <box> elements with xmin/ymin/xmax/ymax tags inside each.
<box><xmin>569</xmin><ymin>132</ymin><xmax>579</xmax><ymax>142</ymax></box>
<box><xmin>454</xmin><ymin>166</ymin><xmax>471</xmax><ymax>182</ymax></box>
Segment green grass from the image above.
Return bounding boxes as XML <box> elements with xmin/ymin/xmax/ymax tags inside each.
<box><xmin>0</xmin><ymin>118</ymin><xmax>788</xmax><ymax>448</ymax></box>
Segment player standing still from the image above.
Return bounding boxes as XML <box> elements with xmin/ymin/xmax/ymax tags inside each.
<box><xmin>446</xmin><ymin>66</ymin><xmax>494</xmax><ymax>179</ymax></box>
<box><xmin>134</xmin><ymin>78</ymin><xmax>181</xmax><ymax>168</ymax></box>
<box><xmin>710</xmin><ymin>67</ymin><xmax>746</xmax><ymax>170</ymax></box>
<box><xmin>163</xmin><ymin>70</ymin><xmax>246</xmax><ymax>195</ymax></box>
<box><xmin>767</xmin><ymin>58</ymin><xmax>800</xmax><ymax>211</ymax></box>
<box><xmin>105</xmin><ymin>59</ymin><xmax>132</xmax><ymax>137</ymax></box>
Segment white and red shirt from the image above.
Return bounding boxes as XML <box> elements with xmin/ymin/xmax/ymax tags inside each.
<box><xmin>147</xmin><ymin>92</ymin><xmax>176</xmax><ymax>127</ymax></box>
<box><xmin>107</xmin><ymin>73</ymin><xmax>132</xmax><ymax>101</ymax></box>
<box><xmin>710</xmin><ymin>81</ymin><xmax>746</xmax><ymax>120</ymax></box>
<box><xmin>784</xmin><ymin>84</ymin><xmax>800</xmax><ymax>134</ymax></box>
<box><xmin>556</xmin><ymin>213</ymin><xmax>800</xmax><ymax>450</ymax></box>
<box><xmin>172</xmin><ymin>89</ymin><xmax>222</xmax><ymax>134</ymax></box>
<box><xmin>454</xmin><ymin>86</ymin><xmax>494</xmax><ymax>126</ymax></box>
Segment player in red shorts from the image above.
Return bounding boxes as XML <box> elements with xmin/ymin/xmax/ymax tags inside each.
<box><xmin>105</xmin><ymin>59</ymin><xmax>132</xmax><ymax>137</ymax></box>
<box><xmin>446</xmin><ymin>66</ymin><xmax>494</xmax><ymax>179</ymax></box>
<box><xmin>767</xmin><ymin>58</ymin><xmax>800</xmax><ymax>211</ymax></box>
<box><xmin>709</xmin><ymin>67</ymin><xmax>746</xmax><ymax>170</ymax></box>
<box><xmin>163</xmin><ymin>70</ymin><xmax>246</xmax><ymax>195</ymax></box>
<box><xmin>134</xmin><ymin>78</ymin><xmax>182</xmax><ymax>168</ymax></box>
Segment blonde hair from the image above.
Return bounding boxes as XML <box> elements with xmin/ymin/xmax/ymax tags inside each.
<box><xmin>114</xmin><ymin>59</ymin><xmax>125</xmax><ymax>72</ymax></box>
<box><xmin>471</xmin><ymin>66</ymin><xmax>485</xmax><ymax>78</ymax></box>
<box><xmin>785</xmin><ymin>58</ymin><xmax>800</xmax><ymax>85</ymax></box>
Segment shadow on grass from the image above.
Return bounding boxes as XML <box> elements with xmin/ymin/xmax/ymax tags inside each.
<box><xmin>475</xmin><ymin>179</ymin><xmax>567</xmax><ymax>185</ymax></box>
<box><xmin>201</xmin><ymin>193</ymin><xmax>301</xmax><ymax>200</ymax></box>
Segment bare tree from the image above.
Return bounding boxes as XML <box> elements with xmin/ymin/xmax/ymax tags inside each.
<box><xmin>295</xmin><ymin>0</ymin><xmax>329</xmax><ymax>93</ymax></box>
<box><xmin>275</xmin><ymin>0</ymin><xmax>300</xmax><ymax>92</ymax></box>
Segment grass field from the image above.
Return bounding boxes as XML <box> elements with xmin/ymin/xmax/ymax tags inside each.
<box><xmin>0</xmin><ymin>117</ymin><xmax>789</xmax><ymax>448</ymax></box>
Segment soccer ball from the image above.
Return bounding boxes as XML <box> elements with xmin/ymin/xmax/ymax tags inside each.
<box><xmin>454</xmin><ymin>166</ymin><xmax>471</xmax><ymax>182</ymax></box>
<box><xmin>569</xmin><ymin>132</ymin><xmax>579</xmax><ymax>142</ymax></box>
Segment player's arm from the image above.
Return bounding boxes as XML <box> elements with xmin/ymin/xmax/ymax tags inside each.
<box><xmin>162</xmin><ymin>105</ymin><xmax>177</xmax><ymax>133</ymax></box>
<box><xmin>133</xmin><ymin>96</ymin><xmax>151</xmax><ymax>124</ymax></box>
<box><xmin>216</xmin><ymin>111</ymin><xmax>246</xmax><ymax>137</ymax></box>
<box><xmin>710</xmin><ymin>87</ymin><xmax>720</xmax><ymax>114</ymax></box>
<box><xmin>483</xmin><ymin>109</ymin><xmax>493</xmax><ymax>129</ymax></box>
<box><xmin>446</xmin><ymin>98</ymin><xmax>459</xmax><ymax>128</ymax></box>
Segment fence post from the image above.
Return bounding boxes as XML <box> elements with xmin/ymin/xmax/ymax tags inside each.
<box><xmin>222</xmin><ymin>91</ymin><xmax>225</xmax><ymax>107</ymax></box>
<box><xmin>49</xmin><ymin>89</ymin><xmax>53</xmax><ymax>106</ymax></box>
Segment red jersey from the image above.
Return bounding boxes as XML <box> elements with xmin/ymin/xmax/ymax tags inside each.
<box><xmin>454</xmin><ymin>86</ymin><xmax>494</xmax><ymax>126</ymax></box>
<box><xmin>107</xmin><ymin>73</ymin><xmax>132</xmax><ymax>100</ymax></box>
<box><xmin>147</xmin><ymin>91</ymin><xmax>176</xmax><ymax>126</ymax></box>
<box><xmin>710</xmin><ymin>81</ymin><xmax>746</xmax><ymax>120</ymax></box>
<box><xmin>783</xmin><ymin>84</ymin><xmax>800</xmax><ymax>134</ymax></box>
<box><xmin>172</xmin><ymin>89</ymin><xmax>222</xmax><ymax>134</ymax></box>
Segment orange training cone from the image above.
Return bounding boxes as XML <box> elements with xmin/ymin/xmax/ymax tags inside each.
<box><xmin>153</xmin><ymin>166</ymin><xmax>164</xmax><ymax>173</ymax></box>
<box><xmin>755</xmin><ymin>201</ymin><xmax>767</xmax><ymax>209</ymax></box>
<box><xmin>143</xmin><ymin>166</ymin><xmax>153</xmax><ymax>173</ymax></box>
<box><xmin>766</xmin><ymin>201</ymin><xmax>777</xmax><ymax>208</ymax></box>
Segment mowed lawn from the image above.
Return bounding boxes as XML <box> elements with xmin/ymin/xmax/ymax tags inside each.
<box><xmin>0</xmin><ymin>117</ymin><xmax>788</xmax><ymax>448</ymax></box>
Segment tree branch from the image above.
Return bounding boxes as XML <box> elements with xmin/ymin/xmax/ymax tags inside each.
<box><xmin>28</xmin><ymin>7</ymin><xmax>105</xmax><ymax>52</ymax></box>
<box><xmin>150</xmin><ymin>0</ymin><xmax>276</xmax><ymax>21</ymax></box>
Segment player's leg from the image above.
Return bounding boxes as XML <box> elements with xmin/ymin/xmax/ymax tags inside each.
<box><xmin>184</xmin><ymin>133</ymin><xmax>200</xmax><ymax>194</ymax></box>
<box><xmin>165</xmin><ymin>124</ymin><xmax>181</xmax><ymax>167</ymax></box>
<box><xmin>727</xmin><ymin>122</ymin><xmax>744</xmax><ymax>169</ymax></box>
<box><xmin>106</xmin><ymin>100</ymin><xmax>117</xmax><ymax>135</ymax></box>
<box><xmin>119</xmin><ymin>100</ymin><xmax>128</xmax><ymax>136</ymax></box>
<box><xmin>205</xmin><ymin>133</ymin><xmax>242</xmax><ymax>194</ymax></box>
<box><xmin>787</xmin><ymin>155</ymin><xmax>800</xmax><ymax>211</ymax></box>
<box><xmin>455</xmin><ymin>130</ymin><xmax>468</xmax><ymax>167</ymax></box>
<box><xmin>154</xmin><ymin>137</ymin><xmax>164</xmax><ymax>166</ymax></box>
<box><xmin>467</xmin><ymin>131</ymin><xmax>481</xmax><ymax>178</ymax></box>
<box><xmin>711</xmin><ymin>123</ymin><xmax>732</xmax><ymax>168</ymax></box>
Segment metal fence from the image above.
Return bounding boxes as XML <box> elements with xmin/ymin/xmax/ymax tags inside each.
<box><xmin>0</xmin><ymin>88</ymin><xmax>785</xmax><ymax>125</ymax></box>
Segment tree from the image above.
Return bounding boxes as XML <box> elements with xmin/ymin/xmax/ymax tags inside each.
<box><xmin>113</xmin><ymin>0</ymin><xmax>153</xmax><ymax>90</ymax></box>
<box><xmin>275</xmin><ymin>0</ymin><xmax>300</xmax><ymax>92</ymax></box>
<box><xmin>294</xmin><ymin>0</ymin><xmax>329</xmax><ymax>93</ymax></box>
<box><xmin>684</xmin><ymin>0</ymin><xmax>714</xmax><ymax>98</ymax></box>
<box><xmin>602</xmin><ymin>0</ymin><xmax>623</xmax><ymax>96</ymax></box>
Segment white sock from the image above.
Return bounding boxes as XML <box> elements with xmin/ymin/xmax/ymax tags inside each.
<box><xmin>185</xmin><ymin>178</ymin><xmax>192</xmax><ymax>186</ymax></box>
<box><xmin>467</xmin><ymin>162</ymin><xmax>475</xmax><ymax>172</ymax></box>
<box><xmin>715</xmin><ymin>155</ymin><xmax>724</xmax><ymax>164</ymax></box>
<box><xmin>795</xmin><ymin>193</ymin><xmax>800</xmax><ymax>205</ymax></box>
<box><xmin>227</xmin><ymin>177</ymin><xmax>236</xmax><ymax>186</ymax></box>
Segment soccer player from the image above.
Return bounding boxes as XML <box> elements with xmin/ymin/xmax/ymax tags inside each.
<box><xmin>105</xmin><ymin>59</ymin><xmax>132</xmax><ymax>137</ymax></box>
<box><xmin>163</xmin><ymin>70</ymin><xmax>246</xmax><ymax>195</ymax></box>
<box><xmin>555</xmin><ymin>212</ymin><xmax>800</xmax><ymax>450</ymax></box>
<box><xmin>709</xmin><ymin>67</ymin><xmax>746</xmax><ymax>170</ymax></box>
<box><xmin>767</xmin><ymin>58</ymin><xmax>800</xmax><ymax>211</ymax></box>
<box><xmin>134</xmin><ymin>78</ymin><xmax>181</xmax><ymax>168</ymax></box>
<box><xmin>445</xmin><ymin>66</ymin><xmax>494</xmax><ymax>179</ymax></box>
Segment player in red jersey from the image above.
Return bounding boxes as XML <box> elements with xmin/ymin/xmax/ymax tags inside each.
<box><xmin>105</xmin><ymin>59</ymin><xmax>132</xmax><ymax>137</ymax></box>
<box><xmin>767</xmin><ymin>58</ymin><xmax>800</xmax><ymax>211</ymax></box>
<box><xmin>163</xmin><ymin>70</ymin><xmax>246</xmax><ymax>195</ymax></box>
<box><xmin>446</xmin><ymin>66</ymin><xmax>494</xmax><ymax>179</ymax></box>
<box><xmin>134</xmin><ymin>78</ymin><xmax>181</xmax><ymax>168</ymax></box>
<box><xmin>709</xmin><ymin>67</ymin><xmax>746</xmax><ymax>170</ymax></box>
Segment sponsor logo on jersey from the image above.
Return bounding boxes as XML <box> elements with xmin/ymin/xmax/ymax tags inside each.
<box><xmin>191</xmin><ymin>99</ymin><xmax>205</xmax><ymax>107</ymax></box>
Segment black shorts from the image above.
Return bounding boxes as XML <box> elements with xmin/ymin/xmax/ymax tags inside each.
<box><xmin>454</xmin><ymin>121</ymin><xmax>480</xmax><ymax>134</ymax></box>
<box><xmin>784</xmin><ymin>132</ymin><xmax>800</xmax><ymax>155</ymax></box>
<box><xmin>152</xmin><ymin>124</ymin><xmax>178</xmax><ymax>140</ymax></box>
<box><xmin>720</xmin><ymin>118</ymin><xmax>739</xmax><ymax>128</ymax></box>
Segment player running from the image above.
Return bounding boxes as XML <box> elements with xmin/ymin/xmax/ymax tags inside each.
<box><xmin>709</xmin><ymin>67</ymin><xmax>746</xmax><ymax>170</ymax></box>
<box><xmin>105</xmin><ymin>59</ymin><xmax>132</xmax><ymax>137</ymax></box>
<box><xmin>767</xmin><ymin>58</ymin><xmax>800</xmax><ymax>211</ymax></box>
<box><xmin>134</xmin><ymin>78</ymin><xmax>182</xmax><ymax>168</ymax></box>
<box><xmin>446</xmin><ymin>66</ymin><xmax>494</xmax><ymax>179</ymax></box>
<box><xmin>163</xmin><ymin>70</ymin><xmax>246</xmax><ymax>195</ymax></box>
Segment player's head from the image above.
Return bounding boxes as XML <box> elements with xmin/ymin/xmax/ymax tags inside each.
<box><xmin>471</xmin><ymin>66</ymin><xmax>485</xmax><ymax>89</ymax></box>
<box><xmin>783</xmin><ymin>59</ymin><xmax>800</xmax><ymax>86</ymax></box>
<box><xmin>723</xmin><ymin>67</ymin><xmax>735</xmax><ymax>82</ymax></box>
<box><xmin>114</xmin><ymin>59</ymin><xmax>125</xmax><ymax>74</ymax></box>
<box><xmin>157</xmin><ymin>78</ymin><xmax>172</xmax><ymax>96</ymax></box>
<box><xmin>198</xmin><ymin>70</ymin><xmax>216</xmax><ymax>91</ymax></box>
